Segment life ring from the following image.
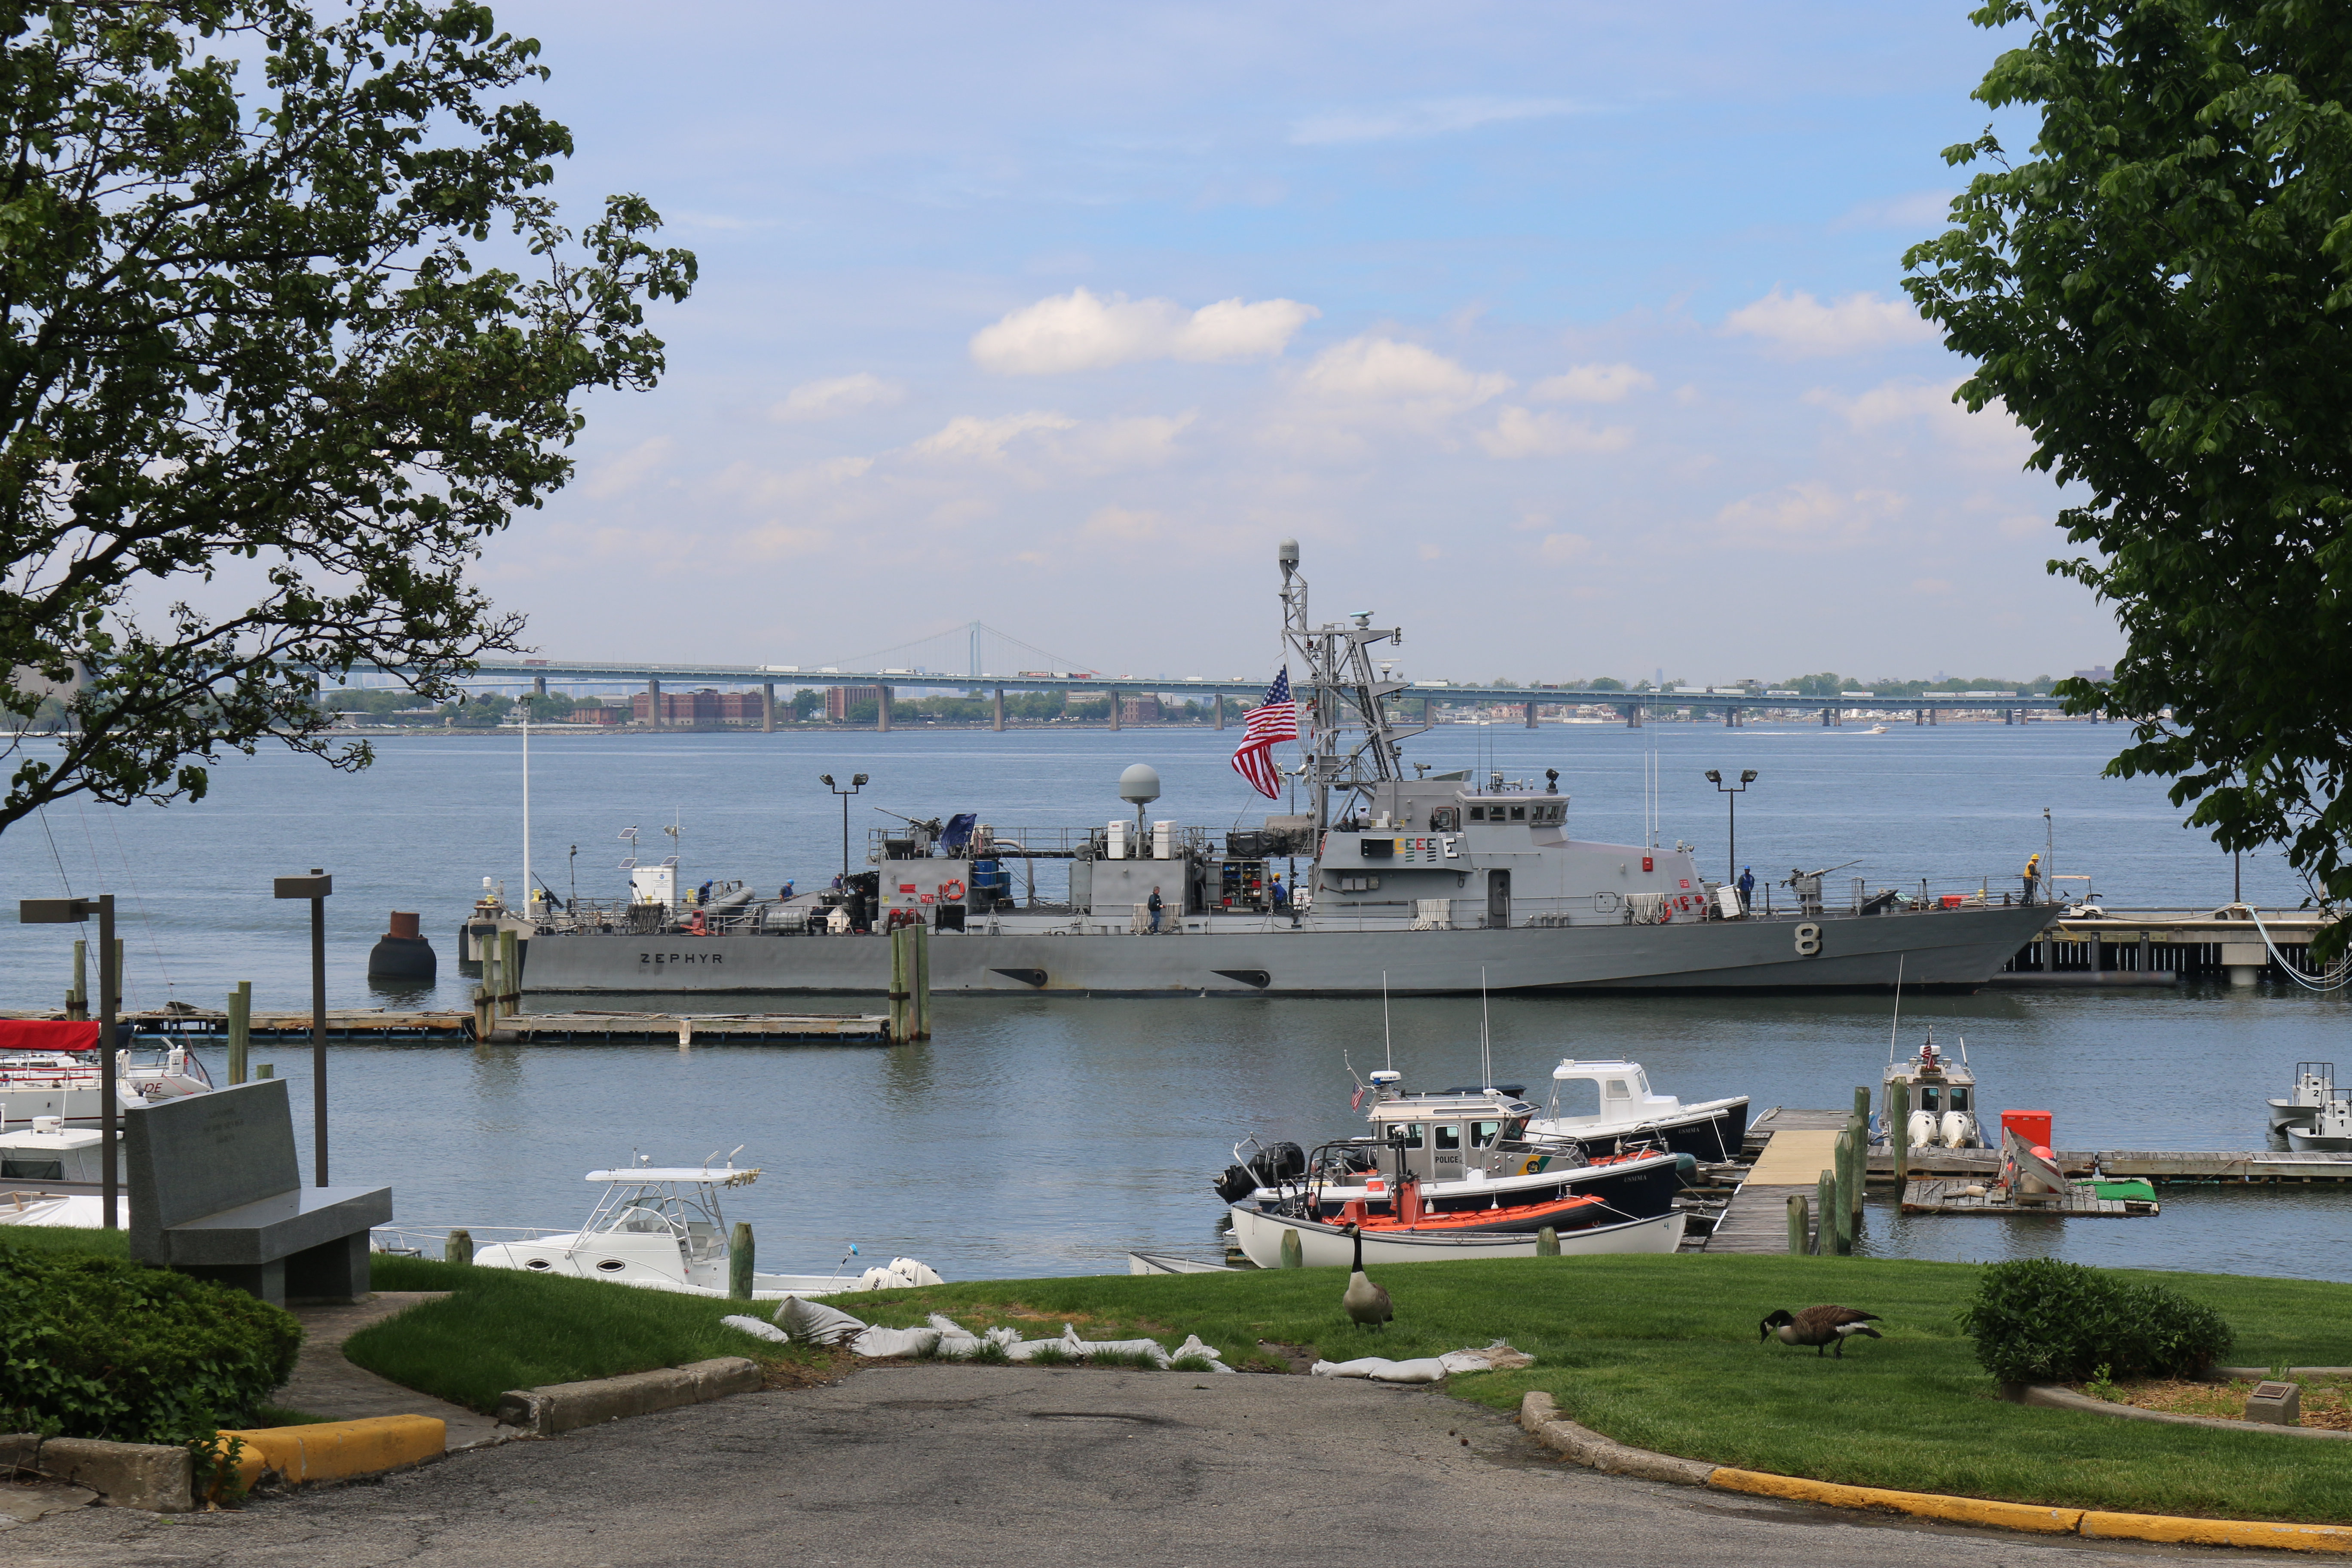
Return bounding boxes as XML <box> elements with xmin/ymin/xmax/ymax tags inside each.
<box><xmin>940</xmin><ymin>878</ymin><xmax>965</xmax><ymax>901</ymax></box>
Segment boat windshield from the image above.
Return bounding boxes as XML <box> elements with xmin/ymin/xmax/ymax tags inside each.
<box><xmin>608</xmin><ymin>1204</ymin><xmax>676</xmax><ymax>1234</ymax></box>
<box><xmin>1918</xmin><ymin>1085</ymin><xmax>1942</xmax><ymax>1112</ymax></box>
<box><xmin>682</xmin><ymin>1221</ymin><xmax>723</xmax><ymax>1262</ymax></box>
<box><xmin>1948</xmin><ymin>1087</ymin><xmax>1970</xmax><ymax>1112</ymax></box>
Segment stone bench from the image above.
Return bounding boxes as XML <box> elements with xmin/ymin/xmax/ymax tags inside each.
<box><xmin>125</xmin><ymin>1080</ymin><xmax>391</xmax><ymax>1308</ymax></box>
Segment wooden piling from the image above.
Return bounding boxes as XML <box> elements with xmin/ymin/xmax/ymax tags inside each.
<box><xmin>1786</xmin><ymin>1193</ymin><xmax>1809</xmax><ymax>1255</ymax></box>
<box><xmin>497</xmin><ymin>928</ymin><xmax>521</xmax><ymax>1014</ymax></box>
<box><xmin>729</xmin><ymin>1222</ymin><xmax>755</xmax><ymax>1300</ymax></box>
<box><xmin>445</xmin><ymin>1228</ymin><xmax>474</xmax><ymax>1266</ymax></box>
<box><xmin>256</xmin><ymin>1063</ymin><xmax>274</xmax><ymax>1078</ymax></box>
<box><xmin>1832</xmin><ymin>1133</ymin><xmax>1856</xmax><ymax>1254</ymax></box>
<box><xmin>1279</xmin><ymin>1229</ymin><xmax>1303</xmax><ymax>1268</ymax></box>
<box><xmin>67</xmin><ymin>940</ymin><xmax>86</xmax><ymax>1020</ymax></box>
<box><xmin>887</xmin><ymin>927</ymin><xmax>909</xmax><ymax>1042</ymax></box>
<box><xmin>1847</xmin><ymin>1107</ymin><xmax>1868</xmax><ymax>1223</ymax></box>
<box><xmin>1814</xmin><ymin>1170</ymin><xmax>1835</xmax><ymax>1254</ymax></box>
<box><xmin>472</xmin><ymin>983</ymin><xmax>493</xmax><ymax>1043</ymax></box>
<box><xmin>1537</xmin><ymin>1226</ymin><xmax>1560</xmax><ymax>1256</ymax></box>
<box><xmin>910</xmin><ymin>922</ymin><xmax>931</xmax><ymax>1040</ymax></box>
<box><xmin>1887</xmin><ymin>1079</ymin><xmax>1910</xmax><ymax>1169</ymax></box>
<box><xmin>227</xmin><ymin>982</ymin><xmax>251</xmax><ymax>1084</ymax></box>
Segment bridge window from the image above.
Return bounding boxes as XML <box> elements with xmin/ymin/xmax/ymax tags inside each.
<box><xmin>1469</xmin><ymin>1120</ymin><xmax>1502</xmax><ymax>1148</ymax></box>
<box><xmin>1510</xmin><ymin>805</ymin><xmax>1527</xmax><ymax>821</ymax></box>
<box><xmin>1468</xmin><ymin>805</ymin><xmax>1486</xmax><ymax>821</ymax></box>
<box><xmin>1433</xmin><ymin>1124</ymin><xmax>1461</xmax><ymax>1153</ymax></box>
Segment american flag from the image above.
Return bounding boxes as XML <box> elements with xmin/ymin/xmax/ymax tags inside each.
<box><xmin>1231</xmin><ymin>667</ymin><xmax>1298</xmax><ymax>799</ymax></box>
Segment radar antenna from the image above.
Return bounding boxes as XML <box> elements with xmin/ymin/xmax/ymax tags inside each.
<box><xmin>1277</xmin><ymin>539</ymin><xmax>1426</xmax><ymax>829</ymax></box>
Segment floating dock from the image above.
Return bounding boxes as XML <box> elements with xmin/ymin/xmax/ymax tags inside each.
<box><xmin>0</xmin><ymin>1006</ymin><xmax>893</xmax><ymax>1045</ymax></box>
<box><xmin>1689</xmin><ymin>1107</ymin><xmax>2352</xmax><ymax>1253</ymax></box>
<box><xmin>1901</xmin><ymin>1178</ymin><xmax>2158</xmax><ymax>1217</ymax></box>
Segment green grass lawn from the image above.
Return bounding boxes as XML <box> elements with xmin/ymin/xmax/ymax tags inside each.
<box><xmin>839</xmin><ymin>1254</ymin><xmax>2352</xmax><ymax>1525</ymax></box>
<box><xmin>346</xmin><ymin>1255</ymin><xmax>834</xmax><ymax>1412</ymax></box>
<box><xmin>22</xmin><ymin>1226</ymin><xmax>2352</xmax><ymax>1523</ymax></box>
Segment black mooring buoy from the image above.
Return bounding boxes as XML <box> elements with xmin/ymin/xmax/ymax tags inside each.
<box><xmin>368</xmin><ymin>910</ymin><xmax>437</xmax><ymax>981</ymax></box>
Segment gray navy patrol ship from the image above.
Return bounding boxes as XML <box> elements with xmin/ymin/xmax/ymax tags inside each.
<box><xmin>491</xmin><ymin>540</ymin><xmax>2058</xmax><ymax>996</ymax></box>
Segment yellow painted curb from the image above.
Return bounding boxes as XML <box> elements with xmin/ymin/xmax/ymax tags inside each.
<box><xmin>1710</xmin><ymin>1468</ymin><xmax>2083</xmax><ymax>1535</ymax></box>
<box><xmin>2081</xmin><ymin>1511</ymin><xmax>2352</xmax><ymax>1553</ymax></box>
<box><xmin>214</xmin><ymin>1415</ymin><xmax>446</xmax><ymax>1491</ymax></box>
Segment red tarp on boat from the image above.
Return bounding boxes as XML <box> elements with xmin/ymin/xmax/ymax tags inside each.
<box><xmin>0</xmin><ymin>1020</ymin><xmax>102</xmax><ymax>1052</ymax></box>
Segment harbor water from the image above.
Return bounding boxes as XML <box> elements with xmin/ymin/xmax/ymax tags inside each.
<box><xmin>0</xmin><ymin>720</ymin><xmax>2343</xmax><ymax>1281</ymax></box>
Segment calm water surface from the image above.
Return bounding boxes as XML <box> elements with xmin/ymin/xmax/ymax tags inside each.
<box><xmin>2</xmin><ymin>720</ymin><xmax>2343</xmax><ymax>1280</ymax></box>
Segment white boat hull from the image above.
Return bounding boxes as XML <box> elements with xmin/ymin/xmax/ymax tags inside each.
<box><xmin>2269</xmin><ymin>1098</ymin><xmax>2321</xmax><ymax>1130</ymax></box>
<box><xmin>1229</xmin><ymin>1204</ymin><xmax>1684</xmax><ymax>1267</ymax></box>
<box><xmin>2285</xmin><ymin>1127</ymin><xmax>2352</xmax><ymax>1153</ymax></box>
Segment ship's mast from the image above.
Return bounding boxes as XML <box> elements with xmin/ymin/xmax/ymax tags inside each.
<box><xmin>1277</xmin><ymin>539</ymin><xmax>1425</xmax><ymax>830</ymax></box>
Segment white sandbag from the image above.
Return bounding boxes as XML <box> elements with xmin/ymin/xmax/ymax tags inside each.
<box><xmin>1004</xmin><ymin>1324</ymin><xmax>1084</xmax><ymax>1362</ymax></box>
<box><xmin>1072</xmin><ymin>1336</ymin><xmax>1173</xmax><ymax>1367</ymax></box>
<box><xmin>773</xmin><ymin>1295</ymin><xmax>868</xmax><ymax>1344</ymax></box>
<box><xmin>1439</xmin><ymin>1339</ymin><xmax>1535</xmax><ymax>1375</ymax></box>
<box><xmin>848</xmin><ymin>1324</ymin><xmax>943</xmax><ymax>1357</ymax></box>
<box><xmin>926</xmin><ymin>1313</ymin><xmax>965</xmax><ymax>1332</ymax></box>
<box><xmin>1310</xmin><ymin>1355</ymin><xmax>1447</xmax><ymax>1383</ymax></box>
<box><xmin>722</xmin><ymin>1314</ymin><xmax>790</xmax><ymax>1343</ymax></box>
<box><xmin>934</xmin><ymin>1332</ymin><xmax>986</xmax><ymax>1358</ymax></box>
<box><xmin>983</xmin><ymin>1325</ymin><xmax>1022</xmax><ymax>1348</ymax></box>
<box><xmin>1310</xmin><ymin>1357</ymin><xmax>1390</xmax><ymax>1378</ymax></box>
<box><xmin>1170</xmin><ymin>1334</ymin><xmax>1235</xmax><ymax>1373</ymax></box>
<box><xmin>891</xmin><ymin>1257</ymin><xmax>946</xmax><ymax>1286</ymax></box>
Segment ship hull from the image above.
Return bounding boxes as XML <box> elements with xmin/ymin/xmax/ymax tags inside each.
<box><xmin>516</xmin><ymin>901</ymin><xmax>2055</xmax><ymax>996</ymax></box>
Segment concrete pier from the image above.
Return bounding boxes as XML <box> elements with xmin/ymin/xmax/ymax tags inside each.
<box><xmin>1213</xmin><ymin>693</ymin><xmax>1224</xmax><ymax>730</ymax></box>
<box><xmin>1109</xmin><ymin>689</ymin><xmax>1121</xmax><ymax>730</ymax></box>
<box><xmin>646</xmin><ymin>677</ymin><xmax>662</xmax><ymax>727</ymax></box>
<box><xmin>877</xmin><ymin>686</ymin><xmax>892</xmax><ymax>732</ymax></box>
<box><xmin>760</xmin><ymin>683</ymin><xmax>775</xmax><ymax>733</ymax></box>
<box><xmin>992</xmin><ymin>686</ymin><xmax>1005</xmax><ymax>731</ymax></box>
<box><xmin>1524</xmin><ymin>701</ymin><xmax>1537</xmax><ymax>729</ymax></box>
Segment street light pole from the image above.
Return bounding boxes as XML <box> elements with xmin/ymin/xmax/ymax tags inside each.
<box><xmin>19</xmin><ymin>894</ymin><xmax>116</xmax><ymax>1227</ymax></box>
<box><xmin>820</xmin><ymin>773</ymin><xmax>869</xmax><ymax>883</ymax></box>
<box><xmin>274</xmin><ymin>869</ymin><xmax>333</xmax><ymax>1185</ymax></box>
<box><xmin>1705</xmin><ymin>769</ymin><xmax>1758</xmax><ymax>892</ymax></box>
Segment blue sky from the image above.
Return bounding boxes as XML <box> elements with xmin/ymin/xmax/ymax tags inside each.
<box><xmin>473</xmin><ymin>1</ymin><xmax>2098</xmax><ymax>685</ymax></box>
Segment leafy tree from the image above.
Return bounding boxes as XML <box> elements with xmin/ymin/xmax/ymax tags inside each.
<box><xmin>1785</xmin><ymin>672</ymin><xmax>1846</xmax><ymax>698</ymax></box>
<box><xmin>0</xmin><ymin>1</ymin><xmax>693</xmax><ymax>833</ymax></box>
<box><xmin>1587</xmin><ymin>676</ymin><xmax>1626</xmax><ymax>692</ymax></box>
<box><xmin>1905</xmin><ymin>0</ymin><xmax>2352</xmax><ymax>939</ymax></box>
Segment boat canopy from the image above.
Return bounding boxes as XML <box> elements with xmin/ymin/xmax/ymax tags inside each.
<box><xmin>585</xmin><ymin>1167</ymin><xmax>761</xmax><ymax>1186</ymax></box>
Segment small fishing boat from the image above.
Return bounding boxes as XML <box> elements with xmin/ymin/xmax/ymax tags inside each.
<box><xmin>1229</xmin><ymin>1201</ymin><xmax>1684</xmax><ymax>1266</ymax></box>
<box><xmin>1523</xmin><ymin>1058</ymin><xmax>1749</xmax><ymax>1161</ymax></box>
<box><xmin>2286</xmin><ymin>1093</ymin><xmax>2352</xmax><ymax>1153</ymax></box>
<box><xmin>2269</xmin><ymin>1062</ymin><xmax>2334</xmax><ymax>1131</ymax></box>
<box><xmin>393</xmin><ymin>1155</ymin><xmax>946</xmax><ymax>1299</ymax></box>
<box><xmin>1878</xmin><ymin>1028</ymin><xmax>1984</xmax><ymax>1150</ymax></box>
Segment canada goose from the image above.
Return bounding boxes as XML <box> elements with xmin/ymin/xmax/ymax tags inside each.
<box><xmin>1759</xmin><ymin>1305</ymin><xmax>1882</xmax><ymax>1357</ymax></box>
<box><xmin>1342</xmin><ymin>1225</ymin><xmax>1392</xmax><ymax>1330</ymax></box>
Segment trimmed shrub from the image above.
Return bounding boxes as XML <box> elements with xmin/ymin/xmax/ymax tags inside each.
<box><xmin>0</xmin><ymin>1245</ymin><xmax>302</xmax><ymax>1443</ymax></box>
<box><xmin>1959</xmin><ymin>1257</ymin><xmax>2232</xmax><ymax>1384</ymax></box>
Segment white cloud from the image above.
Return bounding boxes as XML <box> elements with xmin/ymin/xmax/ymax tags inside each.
<box><xmin>1537</xmin><ymin>532</ymin><xmax>1594</xmax><ymax>564</ymax></box>
<box><xmin>1291</xmin><ymin>96</ymin><xmax>1588</xmax><ymax>146</ymax></box>
<box><xmin>1805</xmin><ymin>378</ymin><xmax>2035</xmax><ymax>468</ymax></box>
<box><xmin>769</xmin><ymin>373</ymin><xmax>907</xmax><ymax>422</ymax></box>
<box><xmin>1833</xmin><ymin>190</ymin><xmax>1958</xmax><ymax>231</ymax></box>
<box><xmin>1531</xmin><ymin>363</ymin><xmax>1655</xmax><ymax>403</ymax></box>
<box><xmin>580</xmin><ymin>435</ymin><xmax>672</xmax><ymax>499</ymax></box>
<box><xmin>1722</xmin><ymin>288</ymin><xmax>1939</xmax><ymax>356</ymax></box>
<box><xmin>908</xmin><ymin>411</ymin><xmax>1076</xmax><ymax>463</ymax></box>
<box><xmin>1476</xmin><ymin>407</ymin><xmax>1632</xmax><ymax>459</ymax></box>
<box><xmin>1295</xmin><ymin>336</ymin><xmax>1511</xmax><ymax>427</ymax></box>
<box><xmin>1058</xmin><ymin>412</ymin><xmax>1195</xmax><ymax>471</ymax></box>
<box><xmin>1712</xmin><ymin>481</ymin><xmax>1904</xmax><ymax>552</ymax></box>
<box><xmin>971</xmin><ymin>288</ymin><xmax>1319</xmax><ymax>374</ymax></box>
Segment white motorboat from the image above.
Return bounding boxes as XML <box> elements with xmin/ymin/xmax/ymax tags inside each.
<box><xmin>1878</xmin><ymin>1028</ymin><xmax>1984</xmax><ymax>1150</ymax></box>
<box><xmin>2269</xmin><ymin>1062</ymin><xmax>2334</xmax><ymax>1131</ymax></box>
<box><xmin>397</xmin><ymin>1157</ymin><xmax>946</xmax><ymax>1299</ymax></box>
<box><xmin>0</xmin><ymin>1038</ymin><xmax>212</xmax><ymax>1127</ymax></box>
<box><xmin>1524</xmin><ymin>1058</ymin><xmax>1750</xmax><ymax>1161</ymax></box>
<box><xmin>1216</xmin><ymin>1080</ymin><xmax>1688</xmax><ymax>1232</ymax></box>
<box><xmin>1229</xmin><ymin>1203</ymin><xmax>1684</xmax><ymax>1266</ymax></box>
<box><xmin>2286</xmin><ymin>1093</ymin><xmax>2352</xmax><ymax>1153</ymax></box>
<box><xmin>0</xmin><ymin>1115</ymin><xmax>111</xmax><ymax>1182</ymax></box>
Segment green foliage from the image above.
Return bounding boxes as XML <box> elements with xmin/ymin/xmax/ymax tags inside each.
<box><xmin>1958</xmin><ymin>1258</ymin><xmax>2233</xmax><ymax>1385</ymax></box>
<box><xmin>1904</xmin><ymin>1</ymin><xmax>2352</xmax><ymax>952</ymax></box>
<box><xmin>0</xmin><ymin>1245</ymin><xmax>300</xmax><ymax>1443</ymax></box>
<box><xmin>0</xmin><ymin>1</ymin><xmax>693</xmax><ymax>839</ymax></box>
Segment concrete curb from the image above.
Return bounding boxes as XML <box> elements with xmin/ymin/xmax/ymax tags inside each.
<box><xmin>2</xmin><ymin>1432</ymin><xmax>193</xmax><ymax>1513</ymax></box>
<box><xmin>2015</xmin><ymin>1381</ymin><xmax>2352</xmax><ymax>1440</ymax></box>
<box><xmin>495</xmin><ymin>1357</ymin><xmax>763</xmax><ymax>1437</ymax></box>
<box><xmin>1511</xmin><ymin>1392</ymin><xmax>2352</xmax><ymax>1553</ymax></box>
<box><xmin>214</xmin><ymin>1415</ymin><xmax>448</xmax><ymax>1492</ymax></box>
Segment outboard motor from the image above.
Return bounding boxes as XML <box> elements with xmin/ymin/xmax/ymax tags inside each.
<box><xmin>1212</xmin><ymin>1164</ymin><xmax>1261</xmax><ymax>1205</ymax></box>
<box><xmin>1249</xmin><ymin>1142</ymin><xmax>1306</xmax><ymax>1185</ymax></box>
